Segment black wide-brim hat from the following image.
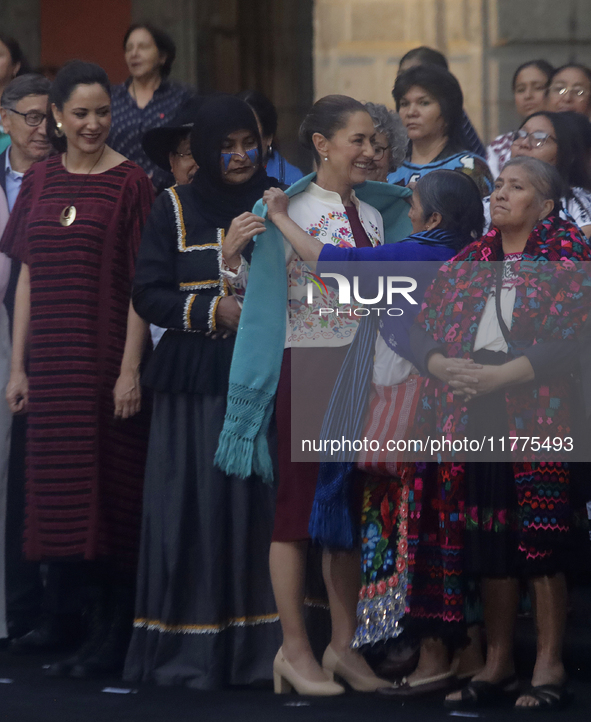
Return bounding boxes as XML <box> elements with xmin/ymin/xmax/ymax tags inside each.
<box><xmin>142</xmin><ymin>95</ymin><xmax>205</xmax><ymax>173</ymax></box>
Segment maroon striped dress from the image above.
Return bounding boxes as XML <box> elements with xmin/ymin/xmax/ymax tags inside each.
<box><xmin>0</xmin><ymin>155</ymin><xmax>154</xmax><ymax>571</ymax></box>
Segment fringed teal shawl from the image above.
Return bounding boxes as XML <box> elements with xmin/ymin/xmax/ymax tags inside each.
<box><xmin>215</xmin><ymin>173</ymin><xmax>412</xmax><ymax>482</ymax></box>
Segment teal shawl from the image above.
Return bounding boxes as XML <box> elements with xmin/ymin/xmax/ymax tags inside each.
<box><xmin>214</xmin><ymin>172</ymin><xmax>412</xmax><ymax>482</ymax></box>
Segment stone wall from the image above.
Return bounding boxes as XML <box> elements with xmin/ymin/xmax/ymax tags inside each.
<box><xmin>313</xmin><ymin>0</ymin><xmax>591</xmax><ymax>144</ymax></box>
<box><xmin>5</xmin><ymin>0</ymin><xmax>591</xmax><ymax>150</ymax></box>
<box><xmin>487</xmin><ymin>0</ymin><xmax>591</xmax><ymax>139</ymax></box>
<box><xmin>131</xmin><ymin>0</ymin><xmax>199</xmax><ymax>86</ymax></box>
<box><xmin>314</xmin><ymin>0</ymin><xmax>485</xmax><ymax>137</ymax></box>
<box><xmin>130</xmin><ymin>0</ymin><xmax>313</xmax><ymax>168</ymax></box>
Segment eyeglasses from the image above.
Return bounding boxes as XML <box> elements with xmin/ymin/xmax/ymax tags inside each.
<box><xmin>173</xmin><ymin>151</ymin><xmax>193</xmax><ymax>159</ymax></box>
<box><xmin>512</xmin><ymin>129</ymin><xmax>557</xmax><ymax>148</ymax></box>
<box><xmin>372</xmin><ymin>145</ymin><xmax>390</xmax><ymax>161</ymax></box>
<box><xmin>6</xmin><ymin>108</ymin><xmax>47</xmax><ymax>127</ymax></box>
<box><xmin>549</xmin><ymin>84</ymin><xmax>590</xmax><ymax>98</ymax></box>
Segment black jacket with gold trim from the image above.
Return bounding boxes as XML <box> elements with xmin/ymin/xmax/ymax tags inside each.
<box><xmin>133</xmin><ymin>184</ymin><xmax>238</xmax><ymax>394</ymax></box>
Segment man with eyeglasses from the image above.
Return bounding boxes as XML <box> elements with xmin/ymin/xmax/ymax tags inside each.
<box><xmin>0</xmin><ymin>73</ymin><xmax>51</xmax><ymax>652</ymax></box>
<box><xmin>0</xmin><ymin>74</ymin><xmax>51</xmax><ymax>213</ymax></box>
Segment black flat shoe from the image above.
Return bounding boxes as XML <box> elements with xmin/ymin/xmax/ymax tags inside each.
<box><xmin>378</xmin><ymin>671</ymin><xmax>459</xmax><ymax>698</ymax></box>
<box><xmin>69</xmin><ymin>585</ymin><xmax>133</xmax><ymax>679</ymax></box>
<box><xmin>44</xmin><ymin>628</ymin><xmax>109</xmax><ymax>678</ymax></box>
<box><xmin>376</xmin><ymin>646</ymin><xmax>420</xmax><ymax>680</ymax></box>
<box><xmin>10</xmin><ymin>616</ymin><xmax>72</xmax><ymax>654</ymax></box>
<box><xmin>444</xmin><ymin>673</ymin><xmax>519</xmax><ymax>709</ymax></box>
<box><xmin>44</xmin><ymin>597</ymin><xmax>109</xmax><ymax>678</ymax></box>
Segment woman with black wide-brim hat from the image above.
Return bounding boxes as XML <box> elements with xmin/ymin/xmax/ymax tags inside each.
<box><xmin>141</xmin><ymin>96</ymin><xmax>205</xmax><ymax>187</ymax></box>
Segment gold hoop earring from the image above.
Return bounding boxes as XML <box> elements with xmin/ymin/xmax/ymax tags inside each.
<box><xmin>55</xmin><ymin>122</ymin><xmax>64</xmax><ymax>138</ymax></box>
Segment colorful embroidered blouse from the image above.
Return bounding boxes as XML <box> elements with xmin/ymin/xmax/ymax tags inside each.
<box><xmin>486</xmin><ymin>131</ymin><xmax>514</xmax><ymax>180</ymax></box>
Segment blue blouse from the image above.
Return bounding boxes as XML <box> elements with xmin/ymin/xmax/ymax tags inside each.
<box><xmin>318</xmin><ymin>229</ymin><xmax>463</xmax><ymax>364</ymax></box>
<box><xmin>265</xmin><ymin>151</ymin><xmax>303</xmax><ymax>187</ymax></box>
<box><xmin>387</xmin><ymin>150</ymin><xmax>494</xmax><ymax>198</ymax></box>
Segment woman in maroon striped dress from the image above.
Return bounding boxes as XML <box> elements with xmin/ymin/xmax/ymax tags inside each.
<box><xmin>0</xmin><ymin>61</ymin><xmax>153</xmax><ymax>678</ymax></box>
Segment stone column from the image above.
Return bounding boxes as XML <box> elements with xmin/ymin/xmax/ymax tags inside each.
<box><xmin>0</xmin><ymin>0</ymin><xmax>41</xmax><ymax>70</ymax></box>
<box><xmin>131</xmin><ymin>0</ymin><xmax>199</xmax><ymax>85</ymax></box>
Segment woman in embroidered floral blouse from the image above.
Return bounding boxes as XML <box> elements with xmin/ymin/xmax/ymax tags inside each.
<box><xmin>125</xmin><ymin>95</ymin><xmax>282</xmax><ymax>690</ymax></box>
<box><xmin>404</xmin><ymin>157</ymin><xmax>591</xmax><ymax>710</ymax></box>
<box><xmin>222</xmin><ymin>94</ymin><xmax>415</xmax><ymax>696</ymax></box>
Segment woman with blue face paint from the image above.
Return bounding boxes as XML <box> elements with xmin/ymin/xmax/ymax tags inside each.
<box><xmin>125</xmin><ymin>95</ymin><xmax>283</xmax><ymax>689</ymax></box>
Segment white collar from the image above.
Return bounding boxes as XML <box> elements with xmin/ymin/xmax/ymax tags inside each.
<box><xmin>306</xmin><ymin>181</ymin><xmax>360</xmax><ymax>209</ymax></box>
<box><xmin>5</xmin><ymin>147</ymin><xmax>24</xmax><ymax>178</ymax></box>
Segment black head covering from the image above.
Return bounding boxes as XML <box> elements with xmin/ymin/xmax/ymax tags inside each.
<box><xmin>190</xmin><ymin>94</ymin><xmax>280</xmax><ymax>228</ymax></box>
<box><xmin>142</xmin><ymin>95</ymin><xmax>205</xmax><ymax>172</ymax></box>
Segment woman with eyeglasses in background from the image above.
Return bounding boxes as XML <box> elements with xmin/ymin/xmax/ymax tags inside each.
<box><xmin>484</xmin><ymin>111</ymin><xmax>591</xmax><ymax>238</ymax></box>
<box><xmin>546</xmin><ymin>64</ymin><xmax>591</xmax><ymax>119</ymax></box>
<box><xmin>363</xmin><ymin>102</ymin><xmax>407</xmax><ymax>183</ymax></box>
<box><xmin>486</xmin><ymin>60</ymin><xmax>554</xmax><ymax>180</ymax></box>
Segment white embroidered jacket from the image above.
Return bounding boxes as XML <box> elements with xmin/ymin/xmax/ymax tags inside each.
<box><xmin>224</xmin><ymin>182</ymin><xmax>384</xmax><ymax>348</ymax></box>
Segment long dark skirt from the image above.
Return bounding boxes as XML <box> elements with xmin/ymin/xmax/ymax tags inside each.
<box><xmin>406</xmin><ymin>351</ymin><xmax>580</xmax><ymax>643</ymax></box>
<box><xmin>272</xmin><ymin>346</ymin><xmax>350</xmax><ymax>542</ymax></box>
<box><xmin>123</xmin><ymin>392</ymin><xmax>281</xmax><ymax>689</ymax></box>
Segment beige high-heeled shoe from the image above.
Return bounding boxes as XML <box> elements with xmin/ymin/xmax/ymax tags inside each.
<box><xmin>322</xmin><ymin>644</ymin><xmax>393</xmax><ymax>692</ymax></box>
<box><xmin>273</xmin><ymin>647</ymin><xmax>345</xmax><ymax>696</ymax></box>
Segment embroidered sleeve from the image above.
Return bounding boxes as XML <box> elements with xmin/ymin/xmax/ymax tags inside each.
<box><xmin>183</xmin><ymin>294</ymin><xmax>197</xmax><ymax>330</ymax></box>
<box><xmin>208</xmin><ymin>296</ymin><xmax>222</xmax><ymax>333</ymax></box>
<box><xmin>220</xmin><ymin>255</ymin><xmax>249</xmax><ymax>299</ymax></box>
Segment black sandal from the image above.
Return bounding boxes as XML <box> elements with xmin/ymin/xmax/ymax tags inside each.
<box><xmin>443</xmin><ymin>674</ymin><xmax>520</xmax><ymax>709</ymax></box>
<box><xmin>515</xmin><ymin>683</ymin><xmax>573</xmax><ymax>712</ymax></box>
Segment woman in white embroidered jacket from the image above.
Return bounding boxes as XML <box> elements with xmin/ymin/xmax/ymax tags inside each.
<box><xmin>223</xmin><ymin>95</ymin><xmax>406</xmax><ymax>695</ymax></box>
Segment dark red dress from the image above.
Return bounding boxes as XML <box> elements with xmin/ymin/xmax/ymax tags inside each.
<box><xmin>0</xmin><ymin>155</ymin><xmax>154</xmax><ymax>570</ymax></box>
<box><xmin>272</xmin><ymin>205</ymin><xmax>372</xmax><ymax>541</ymax></box>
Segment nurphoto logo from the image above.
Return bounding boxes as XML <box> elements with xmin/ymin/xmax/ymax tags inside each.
<box><xmin>305</xmin><ymin>272</ymin><xmax>418</xmax><ymax>317</ymax></box>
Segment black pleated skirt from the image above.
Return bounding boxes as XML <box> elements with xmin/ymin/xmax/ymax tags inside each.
<box><xmin>123</xmin><ymin>392</ymin><xmax>281</xmax><ymax>689</ymax></box>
